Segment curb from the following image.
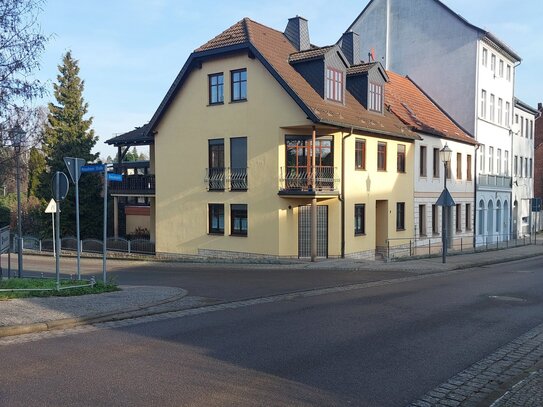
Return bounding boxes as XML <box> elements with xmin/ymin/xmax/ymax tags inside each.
<box><xmin>0</xmin><ymin>287</ymin><xmax>189</xmax><ymax>339</ymax></box>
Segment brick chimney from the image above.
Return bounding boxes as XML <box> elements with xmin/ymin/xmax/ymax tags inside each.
<box><xmin>339</xmin><ymin>31</ymin><xmax>361</xmax><ymax>65</ymax></box>
<box><xmin>284</xmin><ymin>16</ymin><xmax>310</xmax><ymax>51</ymax></box>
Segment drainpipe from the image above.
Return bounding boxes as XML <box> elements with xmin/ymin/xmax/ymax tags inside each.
<box><xmin>311</xmin><ymin>126</ymin><xmax>317</xmax><ymax>262</ymax></box>
<box><xmin>473</xmin><ymin>143</ymin><xmax>479</xmax><ymax>248</ymax></box>
<box><xmin>340</xmin><ymin>127</ymin><xmax>354</xmax><ymax>258</ymax></box>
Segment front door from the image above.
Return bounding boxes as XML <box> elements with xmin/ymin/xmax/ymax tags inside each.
<box><xmin>298</xmin><ymin>205</ymin><xmax>328</xmax><ymax>258</ymax></box>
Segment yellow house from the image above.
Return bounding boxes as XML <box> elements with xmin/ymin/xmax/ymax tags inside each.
<box><xmin>119</xmin><ymin>17</ymin><xmax>421</xmax><ymax>260</ymax></box>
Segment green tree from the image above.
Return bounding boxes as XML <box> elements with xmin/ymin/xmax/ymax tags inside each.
<box><xmin>39</xmin><ymin>51</ymin><xmax>103</xmax><ymax>238</ymax></box>
<box><xmin>27</xmin><ymin>146</ymin><xmax>45</xmax><ymax>198</ymax></box>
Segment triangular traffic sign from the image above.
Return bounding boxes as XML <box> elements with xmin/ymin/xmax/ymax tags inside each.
<box><xmin>64</xmin><ymin>157</ymin><xmax>86</xmax><ymax>184</ymax></box>
<box><xmin>44</xmin><ymin>199</ymin><xmax>59</xmax><ymax>213</ymax></box>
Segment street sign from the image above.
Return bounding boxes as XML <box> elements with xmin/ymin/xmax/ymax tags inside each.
<box><xmin>532</xmin><ymin>198</ymin><xmax>542</xmax><ymax>212</ymax></box>
<box><xmin>107</xmin><ymin>173</ymin><xmax>123</xmax><ymax>182</ymax></box>
<box><xmin>81</xmin><ymin>164</ymin><xmax>106</xmax><ymax>173</ymax></box>
<box><xmin>44</xmin><ymin>199</ymin><xmax>59</xmax><ymax>213</ymax></box>
<box><xmin>436</xmin><ymin>188</ymin><xmax>456</xmax><ymax>207</ymax></box>
<box><xmin>52</xmin><ymin>172</ymin><xmax>69</xmax><ymax>202</ymax></box>
<box><xmin>64</xmin><ymin>157</ymin><xmax>86</xmax><ymax>183</ymax></box>
<box><xmin>0</xmin><ymin>226</ymin><xmax>9</xmax><ymax>254</ymax></box>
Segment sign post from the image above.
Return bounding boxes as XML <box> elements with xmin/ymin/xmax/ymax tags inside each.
<box><xmin>103</xmin><ymin>166</ymin><xmax>108</xmax><ymax>284</ymax></box>
<box><xmin>64</xmin><ymin>157</ymin><xmax>86</xmax><ymax>280</ymax></box>
<box><xmin>52</xmin><ymin>172</ymin><xmax>69</xmax><ymax>290</ymax></box>
<box><xmin>44</xmin><ymin>199</ymin><xmax>58</xmax><ymax>256</ymax></box>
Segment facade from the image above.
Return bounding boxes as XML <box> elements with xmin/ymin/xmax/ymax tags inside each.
<box><xmin>534</xmin><ymin>103</ymin><xmax>543</xmax><ymax>201</ymax></box>
<box><xmin>385</xmin><ymin>72</ymin><xmax>477</xmax><ymax>250</ymax></box>
<box><xmin>112</xmin><ymin>17</ymin><xmax>426</xmax><ymax>260</ymax></box>
<box><xmin>347</xmin><ymin>0</ymin><xmax>521</xmax><ymax>244</ymax></box>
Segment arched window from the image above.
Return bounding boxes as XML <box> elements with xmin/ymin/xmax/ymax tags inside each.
<box><xmin>496</xmin><ymin>200</ymin><xmax>501</xmax><ymax>234</ymax></box>
<box><xmin>504</xmin><ymin>200</ymin><xmax>509</xmax><ymax>238</ymax></box>
<box><xmin>487</xmin><ymin>200</ymin><xmax>494</xmax><ymax>235</ymax></box>
<box><xmin>478</xmin><ymin>200</ymin><xmax>485</xmax><ymax>235</ymax></box>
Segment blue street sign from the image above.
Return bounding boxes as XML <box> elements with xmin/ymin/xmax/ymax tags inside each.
<box><xmin>107</xmin><ymin>173</ymin><xmax>123</xmax><ymax>182</ymax></box>
<box><xmin>81</xmin><ymin>164</ymin><xmax>106</xmax><ymax>173</ymax></box>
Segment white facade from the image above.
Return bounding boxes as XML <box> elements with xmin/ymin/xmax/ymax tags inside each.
<box><xmin>512</xmin><ymin>100</ymin><xmax>536</xmax><ymax>236</ymax></box>
<box><xmin>348</xmin><ymin>0</ymin><xmax>521</xmax><ymax>244</ymax></box>
<box><xmin>414</xmin><ymin>135</ymin><xmax>475</xmax><ymax>247</ymax></box>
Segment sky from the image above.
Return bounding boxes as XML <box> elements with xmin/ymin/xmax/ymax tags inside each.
<box><xmin>35</xmin><ymin>0</ymin><xmax>543</xmax><ymax>158</ymax></box>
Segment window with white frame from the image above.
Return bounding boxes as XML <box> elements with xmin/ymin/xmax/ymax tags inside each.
<box><xmin>506</xmin><ymin>64</ymin><xmax>511</xmax><ymax>81</ymax></box>
<box><xmin>491</xmin><ymin>54</ymin><xmax>496</xmax><ymax>73</ymax></box>
<box><xmin>504</xmin><ymin>151</ymin><xmax>509</xmax><ymax>176</ymax></box>
<box><xmin>480</xmin><ymin>145</ymin><xmax>485</xmax><ymax>173</ymax></box>
<box><xmin>505</xmin><ymin>102</ymin><xmax>510</xmax><ymax>127</ymax></box>
<box><xmin>368</xmin><ymin>82</ymin><xmax>383</xmax><ymax>112</ymax></box>
<box><xmin>326</xmin><ymin>67</ymin><xmax>343</xmax><ymax>103</ymax></box>
<box><xmin>497</xmin><ymin>98</ymin><xmax>502</xmax><ymax>125</ymax></box>
<box><xmin>497</xmin><ymin>149</ymin><xmax>502</xmax><ymax>175</ymax></box>
<box><xmin>481</xmin><ymin>90</ymin><xmax>487</xmax><ymax>119</ymax></box>
<box><xmin>489</xmin><ymin>146</ymin><xmax>494</xmax><ymax>174</ymax></box>
<box><xmin>499</xmin><ymin>60</ymin><xmax>504</xmax><ymax>77</ymax></box>
<box><xmin>490</xmin><ymin>94</ymin><xmax>495</xmax><ymax>122</ymax></box>
<box><xmin>482</xmin><ymin>48</ymin><xmax>488</xmax><ymax>66</ymax></box>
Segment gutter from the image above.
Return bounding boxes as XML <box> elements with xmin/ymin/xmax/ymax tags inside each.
<box><xmin>340</xmin><ymin>127</ymin><xmax>355</xmax><ymax>258</ymax></box>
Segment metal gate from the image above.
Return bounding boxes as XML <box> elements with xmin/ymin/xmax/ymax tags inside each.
<box><xmin>298</xmin><ymin>205</ymin><xmax>328</xmax><ymax>258</ymax></box>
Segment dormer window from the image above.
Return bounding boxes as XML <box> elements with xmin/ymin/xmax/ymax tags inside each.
<box><xmin>326</xmin><ymin>67</ymin><xmax>343</xmax><ymax>103</ymax></box>
<box><xmin>369</xmin><ymin>82</ymin><xmax>383</xmax><ymax>113</ymax></box>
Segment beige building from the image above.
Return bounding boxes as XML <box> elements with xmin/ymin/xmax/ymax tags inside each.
<box><xmin>112</xmin><ymin>17</ymin><xmax>423</xmax><ymax>259</ymax></box>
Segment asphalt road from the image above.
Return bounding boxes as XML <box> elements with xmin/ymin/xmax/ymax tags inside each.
<box><xmin>1</xmin><ymin>257</ymin><xmax>543</xmax><ymax>406</ymax></box>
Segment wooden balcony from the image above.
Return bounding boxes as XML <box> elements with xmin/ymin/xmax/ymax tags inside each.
<box><xmin>109</xmin><ymin>174</ymin><xmax>155</xmax><ymax>196</ymax></box>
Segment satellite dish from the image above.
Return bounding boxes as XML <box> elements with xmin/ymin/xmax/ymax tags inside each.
<box><xmin>510</xmin><ymin>123</ymin><xmax>521</xmax><ymax>135</ymax></box>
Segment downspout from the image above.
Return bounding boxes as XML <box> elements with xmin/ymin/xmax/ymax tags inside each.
<box><xmin>340</xmin><ymin>127</ymin><xmax>355</xmax><ymax>258</ymax></box>
<box><xmin>473</xmin><ymin>143</ymin><xmax>479</xmax><ymax>248</ymax></box>
<box><xmin>311</xmin><ymin>126</ymin><xmax>317</xmax><ymax>262</ymax></box>
<box><xmin>510</xmin><ymin>59</ymin><xmax>522</xmax><ymax>239</ymax></box>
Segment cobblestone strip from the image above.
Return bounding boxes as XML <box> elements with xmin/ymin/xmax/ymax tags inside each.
<box><xmin>407</xmin><ymin>323</ymin><xmax>543</xmax><ymax>407</ymax></box>
<box><xmin>490</xmin><ymin>369</ymin><xmax>543</xmax><ymax>407</ymax></box>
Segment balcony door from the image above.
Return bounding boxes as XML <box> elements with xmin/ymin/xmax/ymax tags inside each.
<box><xmin>286</xmin><ymin>136</ymin><xmax>333</xmax><ymax>190</ymax></box>
<box><xmin>298</xmin><ymin>205</ymin><xmax>328</xmax><ymax>258</ymax></box>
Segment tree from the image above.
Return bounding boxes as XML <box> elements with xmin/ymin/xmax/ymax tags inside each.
<box><xmin>39</xmin><ymin>51</ymin><xmax>103</xmax><ymax>238</ymax></box>
<box><xmin>26</xmin><ymin>146</ymin><xmax>45</xmax><ymax>198</ymax></box>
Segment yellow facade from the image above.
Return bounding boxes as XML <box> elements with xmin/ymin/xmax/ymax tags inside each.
<box><xmin>153</xmin><ymin>52</ymin><xmax>415</xmax><ymax>258</ymax></box>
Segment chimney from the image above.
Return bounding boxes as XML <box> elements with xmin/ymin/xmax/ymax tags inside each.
<box><xmin>539</xmin><ymin>102</ymin><xmax>542</xmax><ymax>111</ymax></box>
<box><xmin>284</xmin><ymin>16</ymin><xmax>310</xmax><ymax>51</ymax></box>
<box><xmin>340</xmin><ymin>31</ymin><xmax>361</xmax><ymax>65</ymax></box>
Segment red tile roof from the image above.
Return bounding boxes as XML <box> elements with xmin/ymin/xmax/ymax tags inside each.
<box><xmin>196</xmin><ymin>19</ymin><xmax>249</xmax><ymax>52</ymax></box>
<box><xmin>385</xmin><ymin>71</ymin><xmax>476</xmax><ymax>144</ymax></box>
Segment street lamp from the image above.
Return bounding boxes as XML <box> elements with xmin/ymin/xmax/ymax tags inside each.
<box><xmin>440</xmin><ymin>143</ymin><xmax>452</xmax><ymax>264</ymax></box>
<box><xmin>12</xmin><ymin>124</ymin><xmax>25</xmax><ymax>278</ymax></box>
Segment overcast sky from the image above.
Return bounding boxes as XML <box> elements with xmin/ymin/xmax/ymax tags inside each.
<box><xmin>36</xmin><ymin>0</ymin><xmax>543</xmax><ymax>158</ymax></box>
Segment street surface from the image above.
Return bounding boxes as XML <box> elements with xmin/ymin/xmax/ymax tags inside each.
<box><xmin>1</xmin><ymin>255</ymin><xmax>543</xmax><ymax>406</ymax></box>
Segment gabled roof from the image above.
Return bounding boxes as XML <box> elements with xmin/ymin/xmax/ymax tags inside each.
<box><xmin>385</xmin><ymin>71</ymin><xmax>476</xmax><ymax>144</ymax></box>
<box><xmin>346</xmin><ymin>62</ymin><xmax>376</xmax><ymax>75</ymax></box>
<box><xmin>144</xmin><ymin>18</ymin><xmax>418</xmax><ymax>142</ymax></box>
<box><xmin>289</xmin><ymin>46</ymin><xmax>333</xmax><ymax>63</ymax></box>
<box><xmin>106</xmin><ymin>124</ymin><xmax>153</xmax><ymax>147</ymax></box>
<box><xmin>345</xmin><ymin>0</ymin><xmax>521</xmax><ymax>62</ymax></box>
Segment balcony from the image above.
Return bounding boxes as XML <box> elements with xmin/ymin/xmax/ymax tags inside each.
<box><xmin>279</xmin><ymin>167</ymin><xmax>339</xmax><ymax>197</ymax></box>
<box><xmin>109</xmin><ymin>174</ymin><xmax>155</xmax><ymax>196</ymax></box>
<box><xmin>478</xmin><ymin>174</ymin><xmax>512</xmax><ymax>189</ymax></box>
<box><xmin>205</xmin><ymin>168</ymin><xmax>248</xmax><ymax>191</ymax></box>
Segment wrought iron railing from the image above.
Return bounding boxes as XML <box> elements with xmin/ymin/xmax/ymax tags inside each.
<box><xmin>205</xmin><ymin>167</ymin><xmax>248</xmax><ymax>191</ymax></box>
<box><xmin>478</xmin><ymin>174</ymin><xmax>512</xmax><ymax>188</ymax></box>
<box><xmin>205</xmin><ymin>167</ymin><xmax>225</xmax><ymax>190</ymax></box>
<box><xmin>109</xmin><ymin>174</ymin><xmax>155</xmax><ymax>195</ymax></box>
<box><xmin>279</xmin><ymin>166</ymin><xmax>338</xmax><ymax>192</ymax></box>
<box><xmin>228</xmin><ymin>167</ymin><xmax>248</xmax><ymax>190</ymax></box>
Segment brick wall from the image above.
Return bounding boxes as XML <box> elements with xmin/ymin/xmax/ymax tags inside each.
<box><xmin>535</xmin><ymin>103</ymin><xmax>543</xmax><ymax>198</ymax></box>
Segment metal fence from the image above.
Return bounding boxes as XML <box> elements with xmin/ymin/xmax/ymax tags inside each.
<box><xmin>385</xmin><ymin>233</ymin><xmax>538</xmax><ymax>261</ymax></box>
<box><xmin>9</xmin><ymin>235</ymin><xmax>155</xmax><ymax>256</ymax></box>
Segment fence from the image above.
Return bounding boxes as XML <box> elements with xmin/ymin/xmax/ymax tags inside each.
<box><xmin>385</xmin><ymin>233</ymin><xmax>538</xmax><ymax>261</ymax></box>
<box><xmin>9</xmin><ymin>235</ymin><xmax>155</xmax><ymax>256</ymax></box>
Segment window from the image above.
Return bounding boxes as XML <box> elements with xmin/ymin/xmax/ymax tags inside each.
<box><xmin>326</xmin><ymin>67</ymin><xmax>343</xmax><ymax>102</ymax></box>
<box><xmin>208</xmin><ymin>139</ymin><xmax>225</xmax><ymax>190</ymax></box>
<box><xmin>231</xmin><ymin>204</ymin><xmax>247</xmax><ymax>236</ymax></box>
<box><xmin>377</xmin><ymin>142</ymin><xmax>387</xmax><ymax>171</ymax></box>
<box><xmin>525</xmin><ymin>157</ymin><xmax>529</xmax><ymax>178</ymax></box>
<box><xmin>208</xmin><ymin>204</ymin><xmax>224</xmax><ymax>234</ymax></box>
<box><xmin>466</xmin><ymin>204</ymin><xmax>472</xmax><ymax>231</ymax></box>
<box><xmin>369</xmin><ymin>82</ymin><xmax>383</xmax><ymax>112</ymax></box>
<box><xmin>530</xmin><ymin>120</ymin><xmax>534</xmax><ymax>139</ymax></box>
<box><xmin>504</xmin><ymin>151</ymin><xmax>509</xmax><ymax>176</ymax></box>
<box><xmin>489</xmin><ymin>94</ymin><xmax>495</xmax><ymax>122</ymax></box>
<box><xmin>488</xmin><ymin>147</ymin><xmax>494</xmax><ymax>174</ymax></box>
<box><xmin>432</xmin><ymin>204</ymin><xmax>439</xmax><ymax>235</ymax></box>
<box><xmin>478</xmin><ymin>200</ymin><xmax>485</xmax><ymax>235</ymax></box>
<box><xmin>397</xmin><ymin>144</ymin><xmax>406</xmax><ymax>173</ymax></box>
<box><xmin>499</xmin><ymin>59</ymin><xmax>504</xmax><ymax>77</ymax></box>
<box><xmin>230</xmin><ymin>137</ymin><xmax>247</xmax><ymax>190</ymax></box>
<box><xmin>285</xmin><ymin>136</ymin><xmax>333</xmax><ymax>190</ymax></box>
<box><xmin>396</xmin><ymin>202</ymin><xmax>405</xmax><ymax>230</ymax></box>
<box><xmin>456</xmin><ymin>153</ymin><xmax>462</xmax><ymax>180</ymax></box>
<box><xmin>497</xmin><ymin>98</ymin><xmax>502</xmax><ymax>125</ymax></box>
<box><xmin>482</xmin><ymin>48</ymin><xmax>488</xmax><ymax>66</ymax></box>
<box><xmin>481</xmin><ymin>90</ymin><xmax>487</xmax><ymax>119</ymax></box>
<box><xmin>456</xmin><ymin>204</ymin><xmax>462</xmax><ymax>232</ymax></box>
<box><xmin>231</xmin><ymin>69</ymin><xmax>247</xmax><ymax>101</ymax></box>
<box><xmin>521</xmin><ymin>117</ymin><xmax>524</xmax><ymax>137</ymax></box>
<box><xmin>420</xmin><ymin>145</ymin><xmax>427</xmax><ymax>177</ymax></box>
<box><xmin>525</xmin><ymin>118</ymin><xmax>529</xmax><ymax>138</ymax></box>
<box><xmin>497</xmin><ymin>149</ymin><xmax>502</xmax><ymax>175</ymax></box>
<box><xmin>354</xmin><ymin>204</ymin><xmax>365</xmax><ymax>235</ymax></box>
<box><xmin>480</xmin><ymin>145</ymin><xmax>485</xmax><ymax>173</ymax></box>
<box><xmin>208</xmin><ymin>73</ymin><xmax>224</xmax><ymax>104</ymax></box>
<box><xmin>433</xmin><ymin>148</ymin><xmax>440</xmax><ymax>178</ymax></box>
<box><xmin>355</xmin><ymin>139</ymin><xmax>366</xmax><ymax>170</ymax></box>
<box><xmin>507</xmin><ymin>64</ymin><xmax>511</xmax><ymax>81</ymax></box>
<box><xmin>519</xmin><ymin>157</ymin><xmax>523</xmax><ymax>177</ymax></box>
<box><xmin>446</xmin><ymin>160</ymin><xmax>451</xmax><ymax>179</ymax></box>
<box><xmin>419</xmin><ymin>205</ymin><xmax>426</xmax><ymax>237</ymax></box>
<box><xmin>505</xmin><ymin>102</ymin><xmax>510</xmax><ymax>127</ymax></box>
<box><xmin>467</xmin><ymin>154</ymin><xmax>472</xmax><ymax>181</ymax></box>
<box><xmin>514</xmin><ymin>155</ymin><xmax>518</xmax><ymax>176</ymax></box>
<box><xmin>491</xmin><ymin>54</ymin><xmax>496</xmax><ymax>73</ymax></box>
<box><xmin>529</xmin><ymin>158</ymin><xmax>533</xmax><ymax>178</ymax></box>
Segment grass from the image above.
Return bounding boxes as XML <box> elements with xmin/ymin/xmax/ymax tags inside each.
<box><xmin>0</xmin><ymin>278</ymin><xmax>119</xmax><ymax>300</ymax></box>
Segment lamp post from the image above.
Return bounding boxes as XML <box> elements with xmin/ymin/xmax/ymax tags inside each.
<box><xmin>12</xmin><ymin>125</ymin><xmax>26</xmax><ymax>278</ymax></box>
<box><xmin>440</xmin><ymin>143</ymin><xmax>452</xmax><ymax>264</ymax></box>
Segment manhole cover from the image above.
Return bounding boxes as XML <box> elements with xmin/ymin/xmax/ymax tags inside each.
<box><xmin>489</xmin><ymin>295</ymin><xmax>526</xmax><ymax>302</ymax></box>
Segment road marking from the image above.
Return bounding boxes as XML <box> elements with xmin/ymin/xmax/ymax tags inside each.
<box><xmin>489</xmin><ymin>295</ymin><xmax>527</xmax><ymax>302</ymax></box>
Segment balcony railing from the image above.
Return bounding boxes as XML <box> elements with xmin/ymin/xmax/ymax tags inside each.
<box><xmin>279</xmin><ymin>166</ymin><xmax>339</xmax><ymax>192</ymax></box>
<box><xmin>205</xmin><ymin>168</ymin><xmax>248</xmax><ymax>191</ymax></box>
<box><xmin>478</xmin><ymin>174</ymin><xmax>512</xmax><ymax>188</ymax></box>
<box><xmin>109</xmin><ymin>174</ymin><xmax>155</xmax><ymax>195</ymax></box>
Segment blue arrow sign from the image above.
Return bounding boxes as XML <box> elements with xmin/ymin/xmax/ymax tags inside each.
<box><xmin>81</xmin><ymin>164</ymin><xmax>106</xmax><ymax>173</ymax></box>
<box><xmin>107</xmin><ymin>173</ymin><xmax>123</xmax><ymax>182</ymax></box>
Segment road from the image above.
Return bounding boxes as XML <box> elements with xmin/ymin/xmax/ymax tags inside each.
<box><xmin>1</xmin><ymin>256</ymin><xmax>543</xmax><ymax>406</ymax></box>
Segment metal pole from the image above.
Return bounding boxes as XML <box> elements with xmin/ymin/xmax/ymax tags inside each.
<box><xmin>442</xmin><ymin>161</ymin><xmax>447</xmax><ymax>263</ymax></box>
<box><xmin>55</xmin><ymin>174</ymin><xmax>61</xmax><ymax>291</ymax></box>
<box><xmin>103</xmin><ymin>168</ymin><xmax>108</xmax><ymax>283</ymax></box>
<box><xmin>16</xmin><ymin>146</ymin><xmax>23</xmax><ymax>277</ymax></box>
<box><xmin>75</xmin><ymin>166</ymin><xmax>81</xmax><ymax>280</ymax></box>
<box><xmin>310</xmin><ymin>126</ymin><xmax>317</xmax><ymax>262</ymax></box>
<box><xmin>52</xmin><ymin>212</ymin><xmax>55</xmax><ymax>256</ymax></box>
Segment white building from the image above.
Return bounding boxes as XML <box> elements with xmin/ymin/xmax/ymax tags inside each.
<box><xmin>512</xmin><ymin>98</ymin><xmax>537</xmax><ymax>236</ymax></box>
<box><xmin>347</xmin><ymin>0</ymin><xmax>521</xmax><ymax>244</ymax></box>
